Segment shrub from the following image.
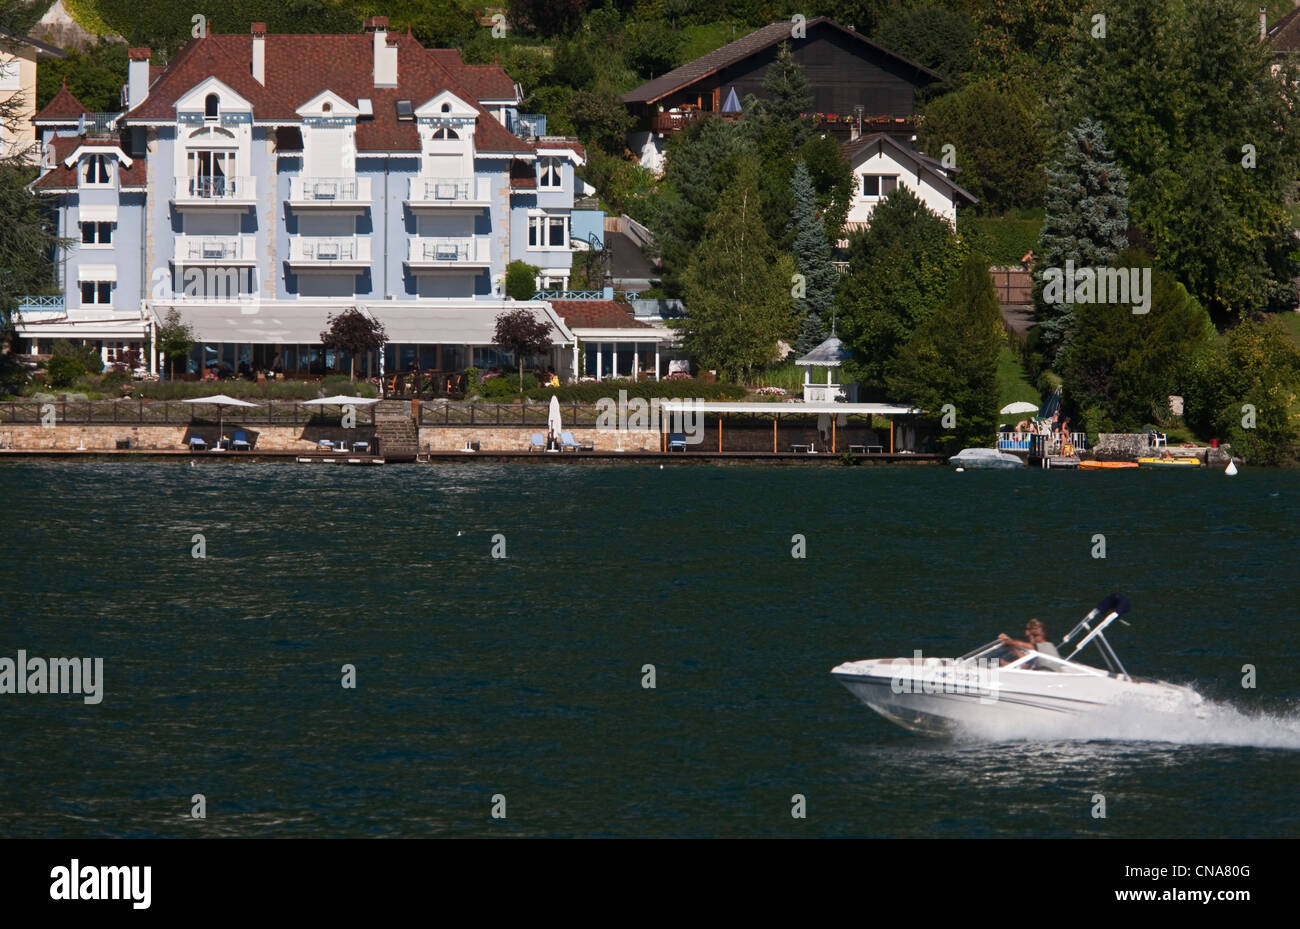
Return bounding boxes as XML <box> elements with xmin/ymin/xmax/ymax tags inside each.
<box><xmin>45</xmin><ymin>355</ymin><xmax>86</xmax><ymax>388</ymax></box>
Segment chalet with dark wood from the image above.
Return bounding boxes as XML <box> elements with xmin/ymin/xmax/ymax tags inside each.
<box><xmin>622</xmin><ymin>17</ymin><xmax>941</xmax><ymax>172</ymax></box>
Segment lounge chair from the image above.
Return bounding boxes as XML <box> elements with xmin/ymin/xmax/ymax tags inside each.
<box><xmin>560</xmin><ymin>431</ymin><xmax>581</xmax><ymax>452</ymax></box>
<box><xmin>318</xmin><ymin>438</ymin><xmax>335</xmax><ymax>451</ymax></box>
<box><xmin>668</xmin><ymin>433</ymin><xmax>687</xmax><ymax>452</ymax></box>
<box><xmin>188</xmin><ymin>434</ymin><xmax>207</xmax><ymax>451</ymax></box>
<box><xmin>529</xmin><ymin>433</ymin><xmax>545</xmax><ymax>452</ymax></box>
<box><xmin>232</xmin><ymin>430</ymin><xmax>252</xmax><ymax>451</ymax></box>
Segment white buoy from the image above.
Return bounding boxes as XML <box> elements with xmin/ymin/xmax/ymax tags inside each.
<box><xmin>659</xmin><ymin>464</ymin><xmax>664</xmax><ymax>469</ymax></box>
<box><xmin>955</xmin><ymin>467</ymin><xmax>965</xmax><ymax>473</ymax></box>
<box><xmin>456</xmin><ymin>530</ymin><xmax>463</xmax><ymax>537</ymax></box>
<box><xmin>1226</xmin><ymin>460</ymin><xmax>1238</xmax><ymax>476</ymax></box>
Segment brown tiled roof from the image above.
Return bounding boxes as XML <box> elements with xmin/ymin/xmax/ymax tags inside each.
<box><xmin>121</xmin><ymin>32</ymin><xmax>531</xmax><ymax>154</ymax></box>
<box><xmin>535</xmin><ymin>137</ymin><xmax>586</xmax><ymax>161</ymax></box>
<box><xmin>460</xmin><ymin>64</ymin><xmax>516</xmax><ymax>99</ymax></box>
<box><xmin>622</xmin><ymin>17</ymin><xmax>940</xmax><ymax>105</ymax></box>
<box><xmin>33</xmin><ymin>82</ymin><xmax>90</xmax><ymax>122</ymax></box>
<box><xmin>550</xmin><ymin>300</ymin><xmax>650</xmax><ymax>329</ymax></box>
<box><xmin>32</xmin><ymin>136</ymin><xmax>147</xmax><ymax>191</ymax></box>
<box><xmin>1269</xmin><ymin>8</ymin><xmax>1300</xmax><ymax>53</ymax></box>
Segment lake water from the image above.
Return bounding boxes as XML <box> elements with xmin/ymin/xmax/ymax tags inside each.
<box><xmin>2</xmin><ymin>460</ymin><xmax>1298</xmax><ymax>837</ymax></box>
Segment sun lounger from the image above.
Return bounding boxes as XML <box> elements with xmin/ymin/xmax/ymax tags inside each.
<box><xmin>529</xmin><ymin>433</ymin><xmax>545</xmax><ymax>452</ymax></box>
<box><xmin>232</xmin><ymin>430</ymin><xmax>251</xmax><ymax>451</ymax></box>
<box><xmin>560</xmin><ymin>431</ymin><xmax>581</xmax><ymax>452</ymax></box>
<box><xmin>188</xmin><ymin>434</ymin><xmax>207</xmax><ymax>450</ymax></box>
<box><xmin>668</xmin><ymin>433</ymin><xmax>687</xmax><ymax>452</ymax></box>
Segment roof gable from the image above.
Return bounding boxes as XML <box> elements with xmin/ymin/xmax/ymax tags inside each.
<box><xmin>843</xmin><ymin>132</ymin><xmax>977</xmax><ymax>204</ymax></box>
<box><xmin>34</xmin><ymin>83</ymin><xmax>90</xmax><ymax>123</ymax></box>
<box><xmin>622</xmin><ymin>17</ymin><xmax>941</xmax><ymax>105</ymax></box>
<box><xmin>121</xmin><ymin>32</ymin><xmax>532</xmax><ymax>155</ymax></box>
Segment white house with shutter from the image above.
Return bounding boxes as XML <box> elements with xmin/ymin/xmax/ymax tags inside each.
<box><xmin>841</xmin><ymin>133</ymin><xmax>976</xmax><ymax>237</ymax></box>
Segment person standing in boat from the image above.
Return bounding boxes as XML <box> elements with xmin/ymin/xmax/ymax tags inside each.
<box><xmin>998</xmin><ymin>619</ymin><xmax>1061</xmax><ymax>670</ymax></box>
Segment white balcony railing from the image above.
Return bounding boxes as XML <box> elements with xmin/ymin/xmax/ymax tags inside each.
<box><xmin>289</xmin><ymin>176</ymin><xmax>372</xmax><ymax>206</ymax></box>
<box><xmin>288</xmin><ymin>236</ymin><xmax>372</xmax><ymax>267</ymax></box>
<box><xmin>174</xmin><ymin>234</ymin><xmax>257</xmax><ymax>263</ymax></box>
<box><xmin>406</xmin><ymin>236</ymin><xmax>490</xmax><ymax>267</ymax></box>
<box><xmin>406</xmin><ymin>176</ymin><xmax>489</xmax><ymax>207</ymax></box>
<box><xmin>172</xmin><ymin>176</ymin><xmax>257</xmax><ymax>203</ymax></box>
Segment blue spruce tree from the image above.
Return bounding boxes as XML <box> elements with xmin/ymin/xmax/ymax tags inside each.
<box><xmin>788</xmin><ymin>160</ymin><xmax>836</xmax><ymax>355</ymax></box>
<box><xmin>1035</xmin><ymin>119</ymin><xmax>1129</xmax><ymax>364</ymax></box>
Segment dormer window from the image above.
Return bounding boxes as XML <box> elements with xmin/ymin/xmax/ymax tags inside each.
<box><xmin>81</xmin><ymin>154</ymin><xmax>113</xmax><ymax>186</ymax></box>
<box><xmin>441</xmin><ymin>103</ymin><xmax>451</xmax><ymax>113</ymax></box>
<box><xmin>538</xmin><ymin>157</ymin><xmax>561</xmax><ymax>190</ymax></box>
<box><xmin>431</xmin><ymin>127</ymin><xmax>458</xmax><ymax>140</ymax></box>
<box><xmin>322</xmin><ymin>102</ymin><xmax>332</xmax><ymax>113</ymax></box>
<box><xmin>204</xmin><ymin>93</ymin><xmax>220</xmax><ymax>121</ymax></box>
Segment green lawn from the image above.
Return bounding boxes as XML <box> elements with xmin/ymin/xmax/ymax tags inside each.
<box><xmin>678</xmin><ymin>23</ymin><xmax>748</xmax><ymax>62</ymax></box>
<box><xmin>1275</xmin><ymin>309</ymin><xmax>1300</xmax><ymax>347</ymax></box>
<box><xmin>996</xmin><ymin>343</ymin><xmax>1039</xmax><ymax>414</ymax></box>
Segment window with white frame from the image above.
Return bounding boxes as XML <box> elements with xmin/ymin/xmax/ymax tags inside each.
<box><xmin>81</xmin><ymin>154</ymin><xmax>113</xmax><ymax>186</ymax></box>
<box><xmin>204</xmin><ymin>93</ymin><xmax>220</xmax><ymax>121</ymax></box>
<box><xmin>81</xmin><ymin>280</ymin><xmax>113</xmax><ymax>305</ymax></box>
<box><xmin>538</xmin><ymin>157</ymin><xmax>562</xmax><ymax>189</ymax></box>
<box><xmin>186</xmin><ymin>149</ymin><xmax>237</xmax><ymax>197</ymax></box>
<box><xmin>861</xmin><ymin>174</ymin><xmax>898</xmax><ymax>198</ymax></box>
<box><xmin>528</xmin><ymin>214</ymin><xmax>568</xmax><ymax>249</ymax></box>
<box><xmin>80</xmin><ymin>222</ymin><xmax>114</xmax><ymax>246</ymax></box>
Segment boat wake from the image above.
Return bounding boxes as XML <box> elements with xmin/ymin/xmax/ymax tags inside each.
<box><xmin>955</xmin><ymin>691</ymin><xmax>1300</xmax><ymax>749</ymax></box>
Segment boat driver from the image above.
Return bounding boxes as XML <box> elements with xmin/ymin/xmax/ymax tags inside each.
<box><xmin>998</xmin><ymin>619</ymin><xmax>1062</xmax><ymax>671</ymax></box>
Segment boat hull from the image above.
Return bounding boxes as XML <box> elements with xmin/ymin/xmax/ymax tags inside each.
<box><xmin>831</xmin><ymin>658</ymin><xmax>1201</xmax><ymax>736</ymax></box>
<box><xmin>1137</xmin><ymin>457</ymin><xmax>1202</xmax><ymax>468</ymax></box>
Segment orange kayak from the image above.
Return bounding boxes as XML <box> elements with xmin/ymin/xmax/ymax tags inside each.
<box><xmin>1079</xmin><ymin>460</ymin><xmax>1139</xmax><ymax>469</ymax></box>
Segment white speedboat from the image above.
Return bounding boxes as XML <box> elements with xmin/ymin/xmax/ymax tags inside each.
<box><xmin>831</xmin><ymin>595</ymin><xmax>1203</xmax><ymax>735</ymax></box>
<box><xmin>949</xmin><ymin>447</ymin><xmax>1024</xmax><ymax>469</ymax></box>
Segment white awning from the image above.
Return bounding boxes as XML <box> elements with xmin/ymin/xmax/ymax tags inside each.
<box><xmin>78</xmin><ymin>264</ymin><xmax>118</xmax><ymax>282</ymax></box>
<box><xmin>155</xmin><ymin>301</ymin><xmax>575</xmax><ymax>346</ymax></box>
<box><xmin>164</xmin><ymin>302</ymin><xmax>346</xmax><ymax>344</ymax></box>
<box><xmin>78</xmin><ymin>204</ymin><xmax>118</xmax><ymax>223</ymax></box>
<box><xmin>367</xmin><ymin>303</ymin><xmax>573</xmax><ymax>345</ymax></box>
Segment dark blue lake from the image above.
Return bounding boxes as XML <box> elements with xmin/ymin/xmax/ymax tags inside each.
<box><xmin>2</xmin><ymin>460</ymin><xmax>1297</xmax><ymax>837</ymax></box>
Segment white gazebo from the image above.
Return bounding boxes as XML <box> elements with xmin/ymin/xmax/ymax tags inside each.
<box><xmin>794</xmin><ymin>336</ymin><xmax>857</xmax><ymax>403</ymax></box>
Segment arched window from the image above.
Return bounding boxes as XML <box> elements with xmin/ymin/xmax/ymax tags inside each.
<box><xmin>322</xmin><ymin>102</ymin><xmax>332</xmax><ymax>113</ymax></box>
<box><xmin>441</xmin><ymin>102</ymin><xmax>451</xmax><ymax>113</ymax></box>
<box><xmin>204</xmin><ymin>93</ymin><xmax>220</xmax><ymax>120</ymax></box>
<box><xmin>432</xmin><ymin>127</ymin><xmax>459</xmax><ymax>140</ymax></box>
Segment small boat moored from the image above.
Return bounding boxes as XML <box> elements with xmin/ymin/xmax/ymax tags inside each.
<box><xmin>949</xmin><ymin>447</ymin><xmax>1025</xmax><ymax>469</ymax></box>
<box><xmin>1137</xmin><ymin>456</ymin><xmax>1202</xmax><ymax>468</ymax></box>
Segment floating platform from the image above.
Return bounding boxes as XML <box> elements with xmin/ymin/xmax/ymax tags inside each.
<box><xmin>296</xmin><ymin>455</ymin><xmax>385</xmax><ymax>465</ymax></box>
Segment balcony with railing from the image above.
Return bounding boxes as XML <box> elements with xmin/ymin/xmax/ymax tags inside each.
<box><xmin>405</xmin><ymin>176</ymin><xmax>490</xmax><ymax>210</ymax></box>
<box><xmin>173</xmin><ymin>234</ymin><xmax>257</xmax><ymax>265</ymax></box>
<box><xmin>171</xmin><ymin>176</ymin><xmax>257</xmax><ymax>208</ymax></box>
<box><xmin>288</xmin><ymin>176</ymin><xmax>372</xmax><ymax>210</ymax></box>
<box><xmin>287</xmin><ymin>236</ymin><xmax>372</xmax><ymax>269</ymax></box>
<box><xmin>405</xmin><ymin>236</ymin><xmax>491</xmax><ymax>269</ymax></box>
<box><xmin>14</xmin><ymin>296</ymin><xmax>67</xmax><ymax>322</ymax></box>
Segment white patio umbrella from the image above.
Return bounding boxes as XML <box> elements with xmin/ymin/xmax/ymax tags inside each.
<box><xmin>548</xmin><ymin>395</ymin><xmax>562</xmax><ymax>441</ymax></box>
<box><xmin>1000</xmin><ymin>400</ymin><xmax>1040</xmax><ymax>415</ymax></box>
<box><xmin>181</xmin><ymin>395</ymin><xmax>260</xmax><ymax>449</ymax></box>
<box><xmin>301</xmin><ymin>395</ymin><xmax>382</xmax><ymax>407</ymax></box>
<box><xmin>303</xmin><ymin>395</ymin><xmax>380</xmax><ymax>450</ymax></box>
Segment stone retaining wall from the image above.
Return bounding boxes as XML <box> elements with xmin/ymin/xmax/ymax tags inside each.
<box><xmin>1094</xmin><ymin>433</ymin><xmax>1234</xmax><ymax>465</ymax></box>
<box><xmin>1</xmin><ymin>422</ymin><xmax>898</xmax><ymax>454</ymax></box>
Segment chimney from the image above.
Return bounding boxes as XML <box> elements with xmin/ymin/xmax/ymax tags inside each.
<box><xmin>366</xmin><ymin>16</ymin><xmax>397</xmax><ymax>87</ymax></box>
<box><xmin>251</xmin><ymin>23</ymin><xmax>266</xmax><ymax>85</ymax></box>
<box><xmin>127</xmin><ymin>48</ymin><xmax>151</xmax><ymax>110</ymax></box>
